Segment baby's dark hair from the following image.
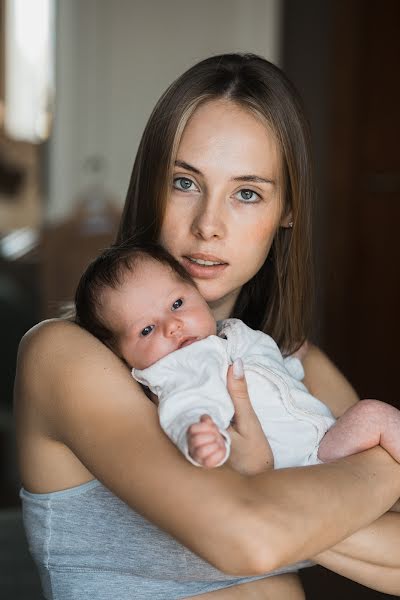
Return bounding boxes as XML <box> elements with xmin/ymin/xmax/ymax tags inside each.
<box><xmin>75</xmin><ymin>240</ymin><xmax>196</xmax><ymax>349</ymax></box>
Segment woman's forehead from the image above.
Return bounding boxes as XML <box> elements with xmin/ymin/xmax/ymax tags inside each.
<box><xmin>177</xmin><ymin>99</ymin><xmax>281</xmax><ymax>176</ymax></box>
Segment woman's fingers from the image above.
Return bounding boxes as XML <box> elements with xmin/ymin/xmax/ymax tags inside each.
<box><xmin>226</xmin><ymin>359</ymin><xmax>260</xmax><ymax>436</ymax></box>
<box><xmin>226</xmin><ymin>358</ymin><xmax>274</xmax><ymax>475</ymax></box>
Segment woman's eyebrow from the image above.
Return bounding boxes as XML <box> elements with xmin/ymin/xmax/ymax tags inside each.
<box><xmin>175</xmin><ymin>160</ymin><xmax>202</xmax><ymax>175</ymax></box>
<box><xmin>232</xmin><ymin>175</ymin><xmax>275</xmax><ymax>185</ymax></box>
<box><xmin>175</xmin><ymin>161</ymin><xmax>275</xmax><ymax>185</ymax></box>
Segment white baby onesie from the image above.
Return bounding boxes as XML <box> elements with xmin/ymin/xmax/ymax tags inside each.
<box><xmin>133</xmin><ymin>319</ymin><xmax>336</xmax><ymax>469</ymax></box>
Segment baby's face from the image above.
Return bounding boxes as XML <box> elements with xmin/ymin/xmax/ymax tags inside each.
<box><xmin>100</xmin><ymin>258</ymin><xmax>217</xmax><ymax>369</ymax></box>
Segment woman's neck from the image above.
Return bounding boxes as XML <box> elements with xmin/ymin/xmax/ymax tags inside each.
<box><xmin>208</xmin><ymin>290</ymin><xmax>240</xmax><ymax>322</ymax></box>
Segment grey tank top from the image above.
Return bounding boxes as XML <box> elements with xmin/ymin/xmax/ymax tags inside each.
<box><xmin>21</xmin><ymin>480</ymin><xmax>311</xmax><ymax>600</ymax></box>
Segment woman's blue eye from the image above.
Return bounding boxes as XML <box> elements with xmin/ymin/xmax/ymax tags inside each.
<box><xmin>236</xmin><ymin>189</ymin><xmax>260</xmax><ymax>203</ymax></box>
<box><xmin>141</xmin><ymin>325</ymin><xmax>154</xmax><ymax>337</ymax></box>
<box><xmin>173</xmin><ymin>177</ymin><xmax>195</xmax><ymax>191</ymax></box>
<box><xmin>172</xmin><ymin>298</ymin><xmax>183</xmax><ymax>310</ymax></box>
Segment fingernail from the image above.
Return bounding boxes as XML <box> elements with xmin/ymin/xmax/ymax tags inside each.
<box><xmin>233</xmin><ymin>358</ymin><xmax>244</xmax><ymax>379</ymax></box>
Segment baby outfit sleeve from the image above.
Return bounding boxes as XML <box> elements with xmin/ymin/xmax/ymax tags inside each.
<box><xmin>132</xmin><ymin>336</ymin><xmax>234</xmax><ymax>467</ymax></box>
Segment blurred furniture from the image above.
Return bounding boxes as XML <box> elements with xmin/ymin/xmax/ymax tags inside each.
<box><xmin>0</xmin><ymin>244</ymin><xmax>40</xmax><ymax>506</ymax></box>
<box><xmin>40</xmin><ymin>200</ymin><xmax>121</xmax><ymax>318</ymax></box>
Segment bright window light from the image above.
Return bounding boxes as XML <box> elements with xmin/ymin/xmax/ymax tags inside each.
<box><xmin>4</xmin><ymin>0</ymin><xmax>55</xmax><ymax>143</ymax></box>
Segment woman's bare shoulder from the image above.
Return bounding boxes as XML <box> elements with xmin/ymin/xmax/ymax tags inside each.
<box><xmin>15</xmin><ymin>319</ymin><xmax>161</xmax><ymax>492</ymax></box>
<box><xmin>16</xmin><ymin>317</ymin><xmax>144</xmax><ymax>416</ymax></box>
<box><xmin>302</xmin><ymin>342</ymin><xmax>359</xmax><ymax>417</ymax></box>
<box><xmin>18</xmin><ymin>318</ymin><xmax>132</xmax><ymax>387</ymax></box>
<box><xmin>15</xmin><ymin>317</ymin><xmax>151</xmax><ymax>456</ymax></box>
<box><xmin>19</xmin><ymin>318</ymin><xmax>103</xmax><ymax>360</ymax></box>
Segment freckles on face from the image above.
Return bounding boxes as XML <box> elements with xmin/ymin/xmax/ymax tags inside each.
<box><xmin>159</xmin><ymin>98</ymin><xmax>284</xmax><ymax>318</ymax></box>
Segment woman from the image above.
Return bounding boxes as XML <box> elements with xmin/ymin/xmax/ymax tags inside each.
<box><xmin>15</xmin><ymin>54</ymin><xmax>400</xmax><ymax>599</ymax></box>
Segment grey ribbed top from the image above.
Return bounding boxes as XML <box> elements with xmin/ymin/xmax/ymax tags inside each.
<box><xmin>21</xmin><ymin>480</ymin><xmax>311</xmax><ymax>599</ymax></box>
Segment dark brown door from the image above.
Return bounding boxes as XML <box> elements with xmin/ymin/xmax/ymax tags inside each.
<box><xmin>324</xmin><ymin>0</ymin><xmax>400</xmax><ymax>407</ymax></box>
<box><xmin>284</xmin><ymin>1</ymin><xmax>400</xmax><ymax>598</ymax></box>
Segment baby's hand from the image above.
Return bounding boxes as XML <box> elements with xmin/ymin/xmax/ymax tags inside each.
<box><xmin>187</xmin><ymin>415</ymin><xmax>228</xmax><ymax>468</ymax></box>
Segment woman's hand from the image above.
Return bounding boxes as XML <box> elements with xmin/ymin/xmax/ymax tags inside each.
<box><xmin>226</xmin><ymin>358</ymin><xmax>274</xmax><ymax>475</ymax></box>
<box><xmin>186</xmin><ymin>357</ymin><xmax>274</xmax><ymax>473</ymax></box>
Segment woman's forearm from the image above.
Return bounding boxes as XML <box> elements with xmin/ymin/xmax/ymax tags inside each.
<box><xmin>314</xmin><ymin>549</ymin><xmax>400</xmax><ymax>595</ymax></box>
<box><xmin>316</xmin><ymin>512</ymin><xmax>400</xmax><ymax>568</ymax></box>
<box><xmin>245</xmin><ymin>448</ymin><xmax>400</xmax><ymax>573</ymax></box>
<box><xmin>313</xmin><ymin>512</ymin><xmax>400</xmax><ymax>594</ymax></box>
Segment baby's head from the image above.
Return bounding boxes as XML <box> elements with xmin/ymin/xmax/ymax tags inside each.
<box><xmin>75</xmin><ymin>242</ymin><xmax>216</xmax><ymax>369</ymax></box>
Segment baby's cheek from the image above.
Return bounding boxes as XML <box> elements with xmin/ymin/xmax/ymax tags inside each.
<box><xmin>133</xmin><ymin>339</ymin><xmax>164</xmax><ymax>370</ymax></box>
<box><xmin>190</xmin><ymin>311</ymin><xmax>216</xmax><ymax>337</ymax></box>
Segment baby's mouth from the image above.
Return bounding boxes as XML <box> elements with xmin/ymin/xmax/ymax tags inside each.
<box><xmin>178</xmin><ymin>337</ymin><xmax>198</xmax><ymax>350</ymax></box>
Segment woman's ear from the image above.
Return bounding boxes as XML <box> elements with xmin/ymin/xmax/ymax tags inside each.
<box><xmin>280</xmin><ymin>211</ymin><xmax>293</xmax><ymax>229</ymax></box>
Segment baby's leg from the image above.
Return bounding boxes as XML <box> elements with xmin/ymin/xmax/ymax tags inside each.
<box><xmin>318</xmin><ymin>399</ymin><xmax>400</xmax><ymax>463</ymax></box>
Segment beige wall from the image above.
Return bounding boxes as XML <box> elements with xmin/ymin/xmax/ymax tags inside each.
<box><xmin>47</xmin><ymin>0</ymin><xmax>283</xmax><ymax>222</ymax></box>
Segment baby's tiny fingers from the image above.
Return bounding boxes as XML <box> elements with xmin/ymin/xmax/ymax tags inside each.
<box><xmin>193</xmin><ymin>442</ymin><xmax>223</xmax><ymax>460</ymax></box>
<box><xmin>200</xmin><ymin>415</ymin><xmax>216</xmax><ymax>427</ymax></box>
<box><xmin>200</xmin><ymin>414</ymin><xmax>214</xmax><ymax>423</ymax></box>
<box><xmin>203</xmin><ymin>448</ymin><xmax>226</xmax><ymax>468</ymax></box>
<box><xmin>200</xmin><ymin>415</ymin><xmax>220</xmax><ymax>430</ymax></box>
<box><xmin>188</xmin><ymin>421</ymin><xmax>219</xmax><ymax>435</ymax></box>
<box><xmin>189</xmin><ymin>433</ymin><xmax>221</xmax><ymax>449</ymax></box>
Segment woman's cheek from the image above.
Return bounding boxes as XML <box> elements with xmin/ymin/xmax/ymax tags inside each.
<box><xmin>239</xmin><ymin>222</ymin><xmax>277</xmax><ymax>263</ymax></box>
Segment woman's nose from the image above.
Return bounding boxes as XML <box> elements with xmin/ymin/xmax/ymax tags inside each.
<box><xmin>190</xmin><ymin>195</ymin><xmax>226</xmax><ymax>241</ymax></box>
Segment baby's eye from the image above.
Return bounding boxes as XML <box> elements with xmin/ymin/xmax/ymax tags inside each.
<box><xmin>140</xmin><ymin>325</ymin><xmax>154</xmax><ymax>337</ymax></box>
<box><xmin>171</xmin><ymin>298</ymin><xmax>183</xmax><ymax>310</ymax></box>
<box><xmin>173</xmin><ymin>177</ymin><xmax>197</xmax><ymax>192</ymax></box>
<box><xmin>235</xmin><ymin>189</ymin><xmax>260</xmax><ymax>203</ymax></box>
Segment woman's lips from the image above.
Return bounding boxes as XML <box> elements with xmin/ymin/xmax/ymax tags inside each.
<box><xmin>182</xmin><ymin>255</ymin><xmax>228</xmax><ymax>279</ymax></box>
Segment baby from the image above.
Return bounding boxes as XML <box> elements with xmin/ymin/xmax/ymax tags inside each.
<box><xmin>75</xmin><ymin>241</ymin><xmax>400</xmax><ymax>470</ymax></box>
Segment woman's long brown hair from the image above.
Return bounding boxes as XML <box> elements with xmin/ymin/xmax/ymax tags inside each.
<box><xmin>116</xmin><ymin>53</ymin><xmax>314</xmax><ymax>355</ymax></box>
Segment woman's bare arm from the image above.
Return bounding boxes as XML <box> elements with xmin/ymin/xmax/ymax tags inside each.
<box><xmin>314</xmin><ymin>514</ymin><xmax>400</xmax><ymax>595</ymax></box>
<box><xmin>14</xmin><ymin>321</ymin><xmax>400</xmax><ymax>576</ymax></box>
<box><xmin>302</xmin><ymin>343</ymin><xmax>359</xmax><ymax>416</ymax></box>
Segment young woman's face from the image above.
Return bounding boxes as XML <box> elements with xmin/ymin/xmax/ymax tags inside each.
<box><xmin>159</xmin><ymin>99</ymin><xmax>290</xmax><ymax>320</ymax></box>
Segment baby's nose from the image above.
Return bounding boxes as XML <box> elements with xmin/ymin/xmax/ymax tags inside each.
<box><xmin>165</xmin><ymin>317</ymin><xmax>183</xmax><ymax>336</ymax></box>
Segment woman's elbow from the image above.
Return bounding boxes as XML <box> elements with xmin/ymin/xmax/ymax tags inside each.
<box><xmin>208</xmin><ymin>510</ymin><xmax>288</xmax><ymax>576</ymax></box>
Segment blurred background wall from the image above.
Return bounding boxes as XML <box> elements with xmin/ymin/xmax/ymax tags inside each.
<box><xmin>48</xmin><ymin>0</ymin><xmax>282</xmax><ymax>223</ymax></box>
<box><xmin>0</xmin><ymin>0</ymin><xmax>398</xmax><ymax>598</ymax></box>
